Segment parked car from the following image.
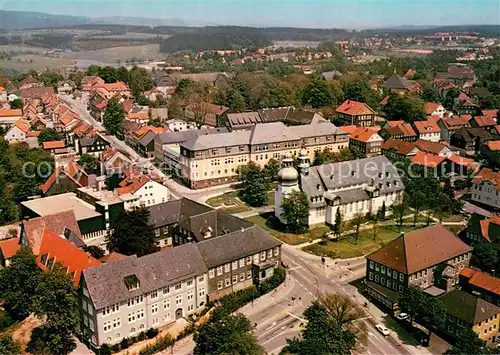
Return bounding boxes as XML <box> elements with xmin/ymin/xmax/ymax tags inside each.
<box><xmin>395</xmin><ymin>312</ymin><xmax>409</xmax><ymax>321</ymax></box>
<box><xmin>375</xmin><ymin>324</ymin><xmax>390</xmax><ymax>336</ymax></box>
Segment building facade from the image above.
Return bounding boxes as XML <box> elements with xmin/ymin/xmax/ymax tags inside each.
<box><xmin>471</xmin><ymin>168</ymin><xmax>500</xmax><ymax>209</ymax></box>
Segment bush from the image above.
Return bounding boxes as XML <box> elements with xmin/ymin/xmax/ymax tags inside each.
<box><xmin>119</xmin><ymin>337</ymin><xmax>130</xmax><ymax>350</ymax></box>
<box><xmin>146</xmin><ymin>328</ymin><xmax>159</xmax><ymax>339</ymax></box>
<box><xmin>137</xmin><ymin>331</ymin><xmax>147</xmax><ymax>341</ymax></box>
<box><xmin>176</xmin><ymin>323</ymin><xmax>195</xmax><ymax>341</ymax></box>
<box><xmin>139</xmin><ymin>334</ymin><xmax>175</xmax><ymax>355</ymax></box>
<box><xmin>98</xmin><ymin>344</ymin><xmax>112</xmax><ymax>355</ymax></box>
<box><xmin>0</xmin><ymin>312</ymin><xmax>14</xmax><ymax>331</ymax></box>
<box><xmin>110</xmin><ymin>344</ymin><xmax>120</xmax><ymax>353</ymax></box>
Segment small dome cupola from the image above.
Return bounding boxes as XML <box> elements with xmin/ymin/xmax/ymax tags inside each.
<box><xmin>297</xmin><ymin>148</ymin><xmax>310</xmax><ymax>176</ymax></box>
<box><xmin>277</xmin><ymin>152</ymin><xmax>299</xmax><ymax>186</ymax></box>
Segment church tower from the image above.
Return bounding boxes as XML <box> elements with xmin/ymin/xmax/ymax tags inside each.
<box><xmin>275</xmin><ymin>152</ymin><xmax>300</xmax><ymax>224</ymax></box>
<box><xmin>297</xmin><ymin>148</ymin><xmax>310</xmax><ymax>176</ymax></box>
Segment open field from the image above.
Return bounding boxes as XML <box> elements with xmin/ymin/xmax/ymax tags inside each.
<box><xmin>303</xmin><ymin>225</ymin><xmax>419</xmax><ymax>259</ymax></box>
<box><xmin>59</xmin><ymin>44</ymin><xmax>162</xmax><ymax>63</ymax></box>
<box><xmin>0</xmin><ymin>55</ymin><xmax>74</xmax><ymax>71</ymax></box>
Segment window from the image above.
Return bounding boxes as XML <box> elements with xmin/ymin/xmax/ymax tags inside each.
<box><xmin>103</xmin><ymin>321</ymin><xmax>112</xmax><ymax>332</ymax></box>
<box><xmin>274</xmin><ymin>247</ymin><xmax>279</xmax><ymax>256</ymax></box>
<box><xmin>128</xmin><ymin>313</ymin><xmax>136</xmax><ymax>323</ymax></box>
<box><xmin>216</xmin><ymin>266</ymin><xmax>223</xmax><ymax>276</ymax></box>
<box><xmin>381</xmin><ymin>266</ymin><xmax>386</xmax><ymax>274</ymax></box>
<box><xmin>247</xmin><ymin>271</ymin><xmax>252</xmax><ymax>279</ymax></box>
<box><xmin>369</xmin><ymin>261</ymin><xmax>374</xmax><ymax>269</ymax></box>
<box><xmin>188</xmin><ymin>305</ymin><xmax>194</xmax><ymax>312</ymax></box>
<box><xmin>375</xmin><ymin>264</ymin><xmax>379</xmax><ymax>271</ymax></box>
<box><xmin>151</xmin><ymin>303</ymin><xmax>158</xmax><ymax>314</ymax></box>
<box><xmin>224</xmin><ymin>264</ymin><xmax>230</xmax><ymax>273</ymax></box>
<box><xmin>199</xmin><ymin>288</ymin><xmax>205</xmax><ymax>298</ymax></box>
<box><xmin>399</xmin><ymin>285</ymin><xmax>404</xmax><ymax>293</ymax></box>
<box><xmin>136</xmin><ymin>309</ymin><xmax>144</xmax><ymax>319</ymax></box>
<box><xmin>187</xmin><ymin>291</ymin><xmax>194</xmax><ymax>301</ymax></box>
<box><xmin>375</xmin><ymin>275</ymin><xmax>379</xmax><ymax>282</ymax></box>
<box><xmin>387</xmin><ymin>268</ymin><xmax>391</xmax><ymax>277</ymax></box>
<box><xmin>150</xmin><ymin>291</ymin><xmax>158</xmax><ymax>299</ymax></box>
<box><xmin>209</xmin><ymin>269</ymin><xmax>215</xmax><ymax>278</ymax></box>
<box><xmin>176</xmin><ymin>295</ymin><xmax>182</xmax><ymax>305</ymax></box>
<box><xmin>399</xmin><ymin>273</ymin><xmax>404</xmax><ymax>282</ymax></box>
<box><xmin>246</xmin><ymin>256</ymin><xmax>252</xmax><ymax>265</ymax></box>
<box><xmin>175</xmin><ymin>283</ymin><xmax>181</xmax><ymax>291</ymax></box>
<box><xmin>232</xmin><ymin>275</ymin><xmax>238</xmax><ymax>284</ymax></box>
<box><xmin>240</xmin><ymin>273</ymin><xmax>245</xmax><ymax>281</ymax></box>
<box><xmin>369</xmin><ymin>272</ymin><xmax>373</xmax><ymax>280</ymax></box>
<box><xmin>152</xmin><ymin>318</ymin><xmax>159</xmax><ymax>326</ymax></box>
<box><xmin>393</xmin><ymin>271</ymin><xmax>398</xmax><ymax>279</ymax></box>
<box><xmin>187</xmin><ymin>279</ymin><xmax>193</xmax><ymax>287</ymax></box>
<box><xmin>239</xmin><ymin>258</ymin><xmax>245</xmax><ymax>267</ymax></box>
<box><xmin>225</xmin><ymin>278</ymin><xmax>230</xmax><ymax>287</ymax></box>
<box><xmin>232</xmin><ymin>261</ymin><xmax>238</xmax><ymax>270</ymax></box>
<box><xmin>254</xmin><ymin>254</ymin><xmax>259</xmax><ymax>264</ymax></box>
<box><xmin>268</xmin><ymin>250</ymin><xmax>273</xmax><ymax>258</ymax></box>
<box><xmin>260</xmin><ymin>252</ymin><xmax>266</xmax><ymax>261</ymax></box>
<box><xmin>163</xmin><ymin>287</ymin><xmax>169</xmax><ymax>295</ymax></box>
<box><xmin>164</xmin><ymin>299</ymin><xmax>170</xmax><ymax>310</ymax></box>
<box><xmin>112</xmin><ymin>317</ymin><xmax>121</xmax><ymax>329</ymax></box>
<box><xmin>198</xmin><ymin>276</ymin><xmax>204</xmax><ymax>283</ymax></box>
<box><xmin>40</xmin><ymin>253</ymin><xmax>48</xmax><ymax>265</ymax></box>
<box><xmin>217</xmin><ymin>281</ymin><xmax>223</xmax><ymax>290</ymax></box>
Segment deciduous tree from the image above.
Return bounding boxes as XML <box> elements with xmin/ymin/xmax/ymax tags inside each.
<box><xmin>9</xmin><ymin>98</ymin><xmax>23</xmax><ymax>109</ymax></box>
<box><xmin>351</xmin><ymin>213</ymin><xmax>365</xmax><ymax>244</ymax></box>
<box><xmin>446</xmin><ymin>328</ymin><xmax>492</xmax><ymax>355</ymax></box>
<box><xmin>301</xmin><ymin>80</ymin><xmax>334</xmax><ymax>108</ymax></box>
<box><xmin>38</xmin><ymin>128</ymin><xmax>62</xmax><ymax>143</ymax></box>
<box><xmin>239</xmin><ymin>162</ymin><xmax>269</xmax><ymax>207</ymax></box>
<box><xmin>281</xmin><ymin>191</ymin><xmax>310</xmax><ymax>234</ymax></box>
<box><xmin>103</xmin><ymin>98</ymin><xmax>125</xmax><ymax>136</ymax></box>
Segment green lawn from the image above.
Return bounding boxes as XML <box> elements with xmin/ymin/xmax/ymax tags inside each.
<box><xmin>206</xmin><ymin>191</ymin><xmax>251</xmax><ymax>213</ymax></box>
<box><xmin>245</xmin><ymin>214</ymin><xmax>330</xmax><ymax>245</ymax></box>
<box><xmin>440</xmin><ymin>214</ymin><xmax>464</xmax><ymax>223</ymax></box>
<box><xmin>303</xmin><ymin>225</ymin><xmax>420</xmax><ymax>259</ymax></box>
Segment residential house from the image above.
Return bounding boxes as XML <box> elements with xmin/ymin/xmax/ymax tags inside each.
<box><xmin>89</xmin><ymin>97</ymin><xmax>108</xmax><ymax>123</ymax></box>
<box><xmin>460</xmin><ymin>267</ymin><xmax>500</xmax><ymax>307</ymax></box>
<box><xmin>469</xmin><ymin>87</ymin><xmax>491</xmax><ymax>105</ymax></box>
<box><xmin>381</xmin><ymin>139</ymin><xmax>421</xmax><ymax>160</ymax></box>
<box><xmin>424</xmin><ymin>102</ymin><xmax>447</xmax><ymax>119</ymax></box>
<box><xmin>99</xmin><ymin>147</ymin><xmax>132</xmax><ymax>176</ymax></box>
<box><xmin>347</xmin><ymin>127</ymin><xmax>383</xmax><ymax>157</ymax></box>
<box><xmin>57</xmin><ymin>80</ymin><xmax>76</xmax><ymax>95</ymax></box>
<box><xmin>454</xmin><ymin>93</ymin><xmax>483</xmax><ymax>116</ymax></box>
<box><xmin>184</xmin><ymin>103</ymin><xmax>229</xmax><ymax>127</ymax></box>
<box><xmin>438</xmin><ymin>117</ymin><xmax>471</xmax><ymax>141</ymax></box>
<box><xmin>75</xmin><ymin>133</ymin><xmax>111</xmax><ymax>157</ymax></box>
<box><xmin>19</xmin><ymin>75</ymin><xmax>43</xmax><ymax>90</ymax></box>
<box><xmin>410</xmin><ymin>152</ymin><xmax>446</xmax><ymax>176</ymax></box>
<box><xmin>436</xmin><ymin>66</ymin><xmax>476</xmax><ymax>82</ymax></box>
<box><xmin>413</xmin><ymin>120</ymin><xmax>442</xmax><ymax>142</ymax></box>
<box><xmin>470</xmin><ymin>115</ymin><xmax>497</xmax><ymax>134</ymax></box>
<box><xmin>318</xmin><ymin>71</ymin><xmax>342</xmax><ymax>80</ymax></box>
<box><xmin>81</xmin><ymin>76</ymin><xmax>105</xmax><ymax>92</ymax></box>
<box><xmin>0</xmin><ymin>238</ymin><xmax>21</xmax><ymax>267</ymax></box>
<box><xmin>40</xmin><ymin>160</ymin><xmax>89</xmax><ymax>197</ymax></box>
<box><xmin>471</xmin><ymin>168</ymin><xmax>500</xmax><ymax>209</ymax></box>
<box><xmin>0</xmin><ymin>109</ymin><xmax>23</xmax><ymax>127</ymax></box>
<box><xmin>4</xmin><ymin>119</ymin><xmax>31</xmax><ymax>143</ymax></box>
<box><xmin>381</xmin><ymin>74</ymin><xmax>411</xmax><ymax>95</ymax></box>
<box><xmin>439</xmin><ymin>289</ymin><xmax>500</xmax><ymax>345</ymax></box>
<box><xmin>414</xmin><ymin>139</ymin><xmax>453</xmax><ymax>157</ymax></box>
<box><xmin>149</xmin><ymin>108</ymin><xmax>169</xmax><ymax>122</ymax></box>
<box><xmin>19</xmin><ymin>87</ymin><xmax>54</xmax><ymax>100</ymax></box>
<box><xmin>382</xmin><ymin>121</ymin><xmax>417</xmax><ymax>142</ymax></box>
<box><xmin>365</xmin><ymin>224</ymin><xmax>472</xmax><ymax>311</ymax></box>
<box><xmin>166</xmin><ymin>119</ymin><xmax>196</xmax><ymax>132</ymax></box>
<box><xmin>335</xmin><ymin>100</ymin><xmax>376</xmax><ymax>127</ymax></box>
<box><xmin>137</xmin><ymin>129</ymin><xmax>166</xmax><ymax>159</ymax></box>
<box><xmin>445</xmin><ymin>154</ymin><xmax>477</xmax><ymax>176</ymax></box>
<box><xmin>180</xmin><ymin>121</ymin><xmax>348</xmax><ymax>189</ymax></box>
<box><xmin>275</xmin><ymin>153</ymin><xmax>404</xmax><ymax>226</ymax></box>
<box><xmin>450</xmin><ymin>127</ymin><xmax>492</xmax><ymax>154</ymax></box>
<box><xmin>114</xmin><ymin>170</ymin><xmax>169</xmax><ymax>209</ymax></box>
<box><xmin>79</xmin><ymin>243</ymin><xmax>208</xmax><ymax>348</ymax></box>
<box><xmin>153</xmin><ymin>71</ymin><xmax>177</xmax><ymax>91</ymax></box>
<box><xmin>42</xmin><ymin>140</ymin><xmax>67</xmax><ymax>154</ymax></box>
<box><xmin>482</xmin><ymin>109</ymin><xmax>498</xmax><ymax>123</ymax></box>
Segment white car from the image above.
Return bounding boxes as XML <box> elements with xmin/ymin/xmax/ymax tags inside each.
<box><xmin>395</xmin><ymin>312</ymin><xmax>409</xmax><ymax>321</ymax></box>
<box><xmin>375</xmin><ymin>324</ymin><xmax>390</xmax><ymax>336</ymax></box>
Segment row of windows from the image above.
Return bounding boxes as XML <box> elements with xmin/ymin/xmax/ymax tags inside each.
<box><xmin>209</xmin><ymin>248</ymin><xmax>279</xmax><ymax>278</ymax></box>
<box><xmin>127</xmin><ymin>309</ymin><xmax>145</xmax><ymax>323</ymax></box>
<box><xmin>102</xmin><ymin>303</ymin><xmax>120</xmax><ymax>316</ymax></box>
<box><xmin>368</xmin><ymin>272</ymin><xmax>404</xmax><ymax>293</ymax></box>
<box><xmin>218</xmin><ymin>271</ymin><xmax>253</xmax><ymax>289</ymax></box>
<box><xmin>103</xmin><ymin>317</ymin><xmax>121</xmax><ymax>332</ymax></box>
<box><xmin>369</xmin><ymin>261</ymin><xmax>404</xmax><ymax>282</ymax></box>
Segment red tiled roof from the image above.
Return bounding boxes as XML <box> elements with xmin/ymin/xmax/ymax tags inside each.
<box><xmin>381</xmin><ymin>139</ymin><xmax>419</xmax><ymax>156</ymax></box>
<box><xmin>101</xmin><ymin>81</ymin><xmax>130</xmax><ymax>92</ymax></box>
<box><xmin>447</xmin><ymin>154</ymin><xmax>475</xmax><ymax>168</ymax></box>
<box><xmin>487</xmin><ymin>141</ymin><xmax>500</xmax><ymax>151</ymax></box>
<box><xmin>42</xmin><ymin>140</ymin><xmax>65</xmax><ymax>150</ymax></box>
<box><xmin>349</xmin><ymin>127</ymin><xmax>381</xmax><ymax>143</ymax></box>
<box><xmin>95</xmin><ymin>100</ymin><xmax>108</xmax><ymax>110</ymax></box>
<box><xmin>0</xmin><ymin>109</ymin><xmax>22</xmax><ymax>117</ymax></box>
<box><xmin>40</xmin><ymin>162</ymin><xmax>88</xmax><ymax>194</ymax></box>
<box><xmin>461</xmin><ymin>267</ymin><xmax>500</xmax><ymax>295</ymax></box>
<box><xmin>338</xmin><ymin>125</ymin><xmax>358</xmax><ymax>134</ymax></box>
<box><xmin>100</xmin><ymin>251</ymin><xmax>128</xmax><ymax>263</ymax></box>
<box><xmin>27</xmin><ymin>131</ymin><xmax>41</xmax><ymax>137</ymax></box>
<box><xmin>0</xmin><ymin>238</ymin><xmax>20</xmax><ymax>260</ymax></box>
<box><xmin>386</xmin><ymin>123</ymin><xmax>416</xmax><ymax>138</ymax></box>
<box><xmin>472</xmin><ymin>168</ymin><xmax>500</xmax><ymax>190</ymax></box>
<box><xmin>335</xmin><ymin>100</ymin><xmax>375</xmax><ymax>116</ymax></box>
<box><xmin>479</xmin><ymin>216</ymin><xmax>500</xmax><ymax>243</ymax></box>
<box><xmin>367</xmin><ymin>224</ymin><xmax>472</xmax><ymax>274</ymax></box>
<box><xmin>37</xmin><ymin>228</ymin><xmax>100</xmax><ymax>285</ymax></box>
<box><xmin>414</xmin><ymin>139</ymin><xmax>449</xmax><ymax>155</ymax></box>
<box><xmin>440</xmin><ymin>117</ymin><xmax>470</xmax><ymax>129</ymax></box>
<box><xmin>414</xmin><ymin>120</ymin><xmax>441</xmax><ymax>134</ymax></box>
<box><xmin>115</xmin><ymin>170</ymin><xmax>151</xmax><ymax>195</ymax></box>
<box><xmin>127</xmin><ymin>110</ymin><xmax>149</xmax><ymax>120</ymax></box>
<box><xmin>410</xmin><ymin>151</ymin><xmax>445</xmax><ymax>167</ymax></box>
<box><xmin>385</xmin><ymin>120</ymin><xmax>405</xmax><ymax>128</ymax></box>
<box><xmin>482</xmin><ymin>109</ymin><xmax>498</xmax><ymax>121</ymax></box>
<box><xmin>403</xmin><ymin>69</ymin><xmax>416</xmax><ymax>80</ymax></box>
<box><xmin>473</xmin><ymin>115</ymin><xmax>496</xmax><ymax>127</ymax></box>
<box><xmin>12</xmin><ymin>119</ymin><xmax>30</xmax><ymax>133</ymax></box>
<box><xmin>424</xmin><ymin>102</ymin><xmax>441</xmax><ymax>115</ymax></box>
<box><xmin>22</xmin><ymin>210</ymin><xmax>82</xmax><ymax>255</ymax></box>
<box><xmin>122</xmin><ymin>99</ymin><xmax>134</xmax><ymax>113</ymax></box>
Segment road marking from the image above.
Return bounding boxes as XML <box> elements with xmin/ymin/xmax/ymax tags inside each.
<box><xmin>265</xmin><ymin>322</ymin><xmax>277</xmax><ymax>330</ymax></box>
<box><xmin>286</xmin><ymin>312</ymin><xmax>306</xmax><ymax>322</ymax></box>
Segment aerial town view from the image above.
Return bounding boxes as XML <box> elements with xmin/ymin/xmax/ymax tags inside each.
<box><xmin>0</xmin><ymin>0</ymin><xmax>499</xmax><ymax>354</ymax></box>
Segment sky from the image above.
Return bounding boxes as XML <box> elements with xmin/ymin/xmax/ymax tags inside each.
<box><xmin>1</xmin><ymin>0</ymin><xmax>499</xmax><ymax>28</ymax></box>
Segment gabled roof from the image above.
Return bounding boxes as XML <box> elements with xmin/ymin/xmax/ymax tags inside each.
<box><xmin>382</xmin><ymin>74</ymin><xmax>409</xmax><ymax>89</ymax></box>
<box><xmin>40</xmin><ymin>161</ymin><xmax>88</xmax><ymax>194</ymax></box>
<box><xmin>385</xmin><ymin>123</ymin><xmax>416</xmax><ymax>138</ymax></box>
<box><xmin>22</xmin><ymin>210</ymin><xmax>82</xmax><ymax>254</ymax></box>
<box><xmin>424</xmin><ymin>102</ymin><xmax>442</xmax><ymax>115</ymax></box>
<box><xmin>335</xmin><ymin>100</ymin><xmax>375</xmax><ymax>116</ymax></box>
<box><xmin>42</xmin><ymin>140</ymin><xmax>65</xmax><ymax>150</ymax></box>
<box><xmin>367</xmin><ymin>224</ymin><xmax>472</xmax><ymax>274</ymax></box>
<box><xmin>0</xmin><ymin>238</ymin><xmax>21</xmax><ymax>260</ymax></box>
<box><xmin>37</xmin><ymin>228</ymin><xmax>100</xmax><ymax>285</ymax></box>
<box><xmin>473</xmin><ymin>115</ymin><xmax>497</xmax><ymax>127</ymax></box>
<box><xmin>349</xmin><ymin>127</ymin><xmax>382</xmax><ymax>143</ymax></box>
<box><xmin>472</xmin><ymin>168</ymin><xmax>500</xmax><ymax>190</ymax></box>
<box><xmin>482</xmin><ymin>109</ymin><xmax>498</xmax><ymax>121</ymax></box>
<box><xmin>439</xmin><ymin>117</ymin><xmax>470</xmax><ymax>129</ymax></box>
<box><xmin>381</xmin><ymin>139</ymin><xmax>419</xmax><ymax>156</ymax></box>
<box><xmin>115</xmin><ymin>171</ymin><xmax>151</xmax><ymax>196</ymax></box>
<box><xmin>185</xmin><ymin>102</ymin><xmax>229</xmax><ymax>116</ymax></box>
<box><xmin>487</xmin><ymin>141</ymin><xmax>500</xmax><ymax>151</ymax></box>
<box><xmin>410</xmin><ymin>151</ymin><xmax>446</xmax><ymax>168</ymax></box>
<box><xmin>414</xmin><ymin>139</ymin><xmax>449</xmax><ymax>155</ymax></box>
<box><xmin>413</xmin><ymin>120</ymin><xmax>441</xmax><ymax>134</ymax></box>
<box><xmin>461</xmin><ymin>267</ymin><xmax>500</xmax><ymax>296</ymax></box>
<box><xmin>0</xmin><ymin>109</ymin><xmax>22</xmax><ymax>117</ymax></box>
<box><xmin>447</xmin><ymin>154</ymin><xmax>475</xmax><ymax>168</ymax></box>
<box><xmin>440</xmin><ymin>289</ymin><xmax>500</xmax><ymax>325</ymax></box>
<box><xmin>11</xmin><ymin>119</ymin><xmax>31</xmax><ymax>133</ymax></box>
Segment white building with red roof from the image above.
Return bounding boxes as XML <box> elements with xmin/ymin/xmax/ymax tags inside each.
<box><xmin>114</xmin><ymin>169</ymin><xmax>169</xmax><ymax>209</ymax></box>
<box><xmin>472</xmin><ymin>168</ymin><xmax>500</xmax><ymax>209</ymax></box>
<box><xmin>4</xmin><ymin>118</ymin><xmax>31</xmax><ymax>143</ymax></box>
<box><xmin>413</xmin><ymin>120</ymin><xmax>442</xmax><ymax>142</ymax></box>
<box><xmin>424</xmin><ymin>102</ymin><xmax>446</xmax><ymax>119</ymax></box>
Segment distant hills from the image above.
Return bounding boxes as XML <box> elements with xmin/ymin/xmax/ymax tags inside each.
<box><xmin>0</xmin><ymin>10</ymin><xmax>214</xmax><ymax>30</ymax></box>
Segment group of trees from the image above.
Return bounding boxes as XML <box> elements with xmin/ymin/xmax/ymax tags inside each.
<box><xmin>283</xmin><ymin>293</ymin><xmax>366</xmax><ymax>355</ymax></box>
<box><xmin>313</xmin><ymin>146</ymin><xmax>365</xmax><ymax>166</ymax></box>
<box><xmin>239</xmin><ymin>160</ymin><xmax>279</xmax><ymax>207</ymax></box>
<box><xmin>103</xmin><ymin>98</ymin><xmax>126</xmax><ymax>136</ymax></box>
<box><xmin>0</xmin><ymin>248</ymin><xmax>78</xmax><ymax>354</ymax></box>
<box><xmin>383</xmin><ymin>93</ymin><xmax>426</xmax><ymax>123</ymax></box>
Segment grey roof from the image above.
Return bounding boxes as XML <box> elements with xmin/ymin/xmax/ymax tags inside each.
<box><xmin>257</xmin><ymin>107</ymin><xmax>293</xmax><ymax>123</ymax></box>
<box><xmin>147</xmin><ymin>198</ymin><xmax>252</xmax><ymax>242</ymax></box>
<box><xmin>226</xmin><ymin>112</ymin><xmax>262</xmax><ymax>128</ymax></box>
<box><xmin>182</xmin><ymin>130</ymin><xmax>252</xmax><ymax>151</ymax></box>
<box><xmin>319</xmin><ymin>71</ymin><xmax>342</xmax><ymax>80</ymax></box>
<box><xmin>250</xmin><ymin>122</ymin><xmax>299</xmax><ymax>145</ymax></box>
<box><xmin>83</xmin><ymin>243</ymin><xmax>208</xmax><ymax>310</ymax></box>
<box><xmin>196</xmin><ymin>225</ymin><xmax>282</xmax><ymax>268</ymax></box>
<box><xmin>382</xmin><ymin>74</ymin><xmax>409</xmax><ymax>89</ymax></box>
<box><xmin>80</xmin><ymin>134</ymin><xmax>110</xmax><ymax>147</ymax></box>
<box><xmin>156</xmin><ymin>127</ymin><xmax>228</xmax><ymax>145</ymax></box>
<box><xmin>138</xmin><ymin>130</ymin><xmax>157</xmax><ymax>146</ymax></box>
<box><xmin>301</xmin><ymin>155</ymin><xmax>404</xmax><ymax>206</ymax></box>
<box><xmin>288</xmin><ymin>121</ymin><xmax>342</xmax><ymax>138</ymax></box>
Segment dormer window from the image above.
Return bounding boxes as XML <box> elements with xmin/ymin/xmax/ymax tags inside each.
<box><xmin>40</xmin><ymin>253</ymin><xmax>49</xmax><ymax>266</ymax></box>
<box><xmin>373</xmin><ymin>190</ymin><xmax>380</xmax><ymax>197</ymax></box>
<box><xmin>351</xmin><ymin>171</ymin><xmax>356</xmax><ymax>177</ymax></box>
<box><xmin>46</xmin><ymin>257</ymin><xmax>55</xmax><ymax>269</ymax></box>
<box><xmin>124</xmin><ymin>274</ymin><xmax>140</xmax><ymax>291</ymax></box>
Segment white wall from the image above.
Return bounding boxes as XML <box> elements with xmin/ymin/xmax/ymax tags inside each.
<box><xmin>136</xmin><ymin>181</ymin><xmax>170</xmax><ymax>207</ymax></box>
<box><xmin>4</xmin><ymin>126</ymin><xmax>26</xmax><ymax>143</ymax></box>
<box><xmin>418</xmin><ymin>132</ymin><xmax>441</xmax><ymax>142</ymax></box>
<box><xmin>471</xmin><ymin>182</ymin><xmax>500</xmax><ymax>209</ymax></box>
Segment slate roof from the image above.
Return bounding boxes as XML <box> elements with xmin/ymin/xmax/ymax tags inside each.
<box><xmin>196</xmin><ymin>225</ymin><xmax>281</xmax><ymax>268</ymax></box>
<box><xmin>83</xmin><ymin>243</ymin><xmax>207</xmax><ymax>310</ymax></box>
<box><xmin>156</xmin><ymin>127</ymin><xmax>228</xmax><ymax>145</ymax></box>
<box><xmin>440</xmin><ymin>289</ymin><xmax>500</xmax><ymax>325</ymax></box>
<box><xmin>258</xmin><ymin>107</ymin><xmax>293</xmax><ymax>123</ymax></box>
<box><xmin>382</xmin><ymin>74</ymin><xmax>410</xmax><ymax>89</ymax></box>
<box><xmin>367</xmin><ymin>224</ymin><xmax>472</xmax><ymax>274</ymax></box>
<box><xmin>301</xmin><ymin>155</ymin><xmax>404</xmax><ymax>207</ymax></box>
<box><xmin>226</xmin><ymin>112</ymin><xmax>262</xmax><ymax>128</ymax></box>
<box><xmin>319</xmin><ymin>71</ymin><xmax>342</xmax><ymax>80</ymax></box>
<box><xmin>138</xmin><ymin>130</ymin><xmax>157</xmax><ymax>147</ymax></box>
